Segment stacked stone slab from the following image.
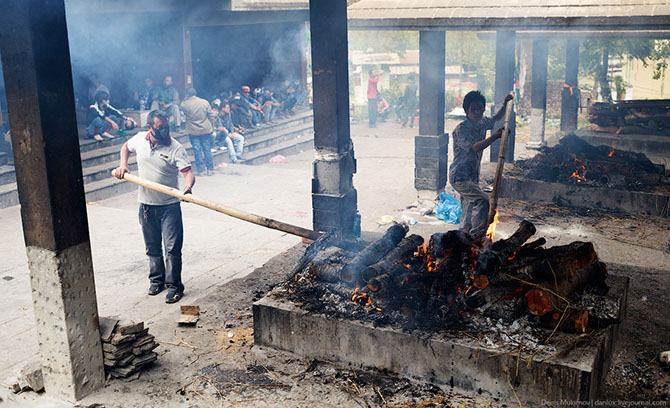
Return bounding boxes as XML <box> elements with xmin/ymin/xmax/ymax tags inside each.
<box><xmin>99</xmin><ymin>317</ymin><xmax>158</xmax><ymax>379</ymax></box>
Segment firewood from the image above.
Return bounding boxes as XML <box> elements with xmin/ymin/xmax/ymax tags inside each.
<box><xmin>307</xmin><ymin>246</ymin><xmax>353</xmax><ymax>283</ymax></box>
<box><xmin>361</xmin><ymin>234</ymin><xmax>424</xmax><ymax>282</ymax></box>
<box><xmin>340</xmin><ymin>223</ymin><xmax>408</xmax><ymax>284</ymax></box>
<box><xmin>524</xmin><ymin>260</ymin><xmax>608</xmax><ymax>316</ymax></box>
<box><xmin>540</xmin><ymin>307</ymin><xmax>589</xmax><ymax>333</ymax></box>
<box><xmin>475</xmin><ymin>220</ymin><xmax>536</xmax><ymax>278</ymax></box>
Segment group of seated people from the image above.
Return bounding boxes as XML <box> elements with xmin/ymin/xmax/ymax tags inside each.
<box><xmin>85</xmin><ymin>75</ymin><xmax>307</xmax><ymax>168</ymax></box>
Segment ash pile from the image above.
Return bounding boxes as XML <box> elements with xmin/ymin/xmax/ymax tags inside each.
<box><xmin>514</xmin><ymin>133</ymin><xmax>665</xmax><ymax>190</ymax></box>
<box><xmin>278</xmin><ymin>222</ymin><xmax>621</xmax><ymax>351</ymax></box>
<box><xmin>100</xmin><ymin>317</ymin><xmax>159</xmax><ymax>380</ymax></box>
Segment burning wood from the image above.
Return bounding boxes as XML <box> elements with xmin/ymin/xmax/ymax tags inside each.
<box><xmin>287</xmin><ymin>221</ymin><xmax>613</xmax><ymax>335</ymax></box>
<box><xmin>588</xmin><ymin>100</ymin><xmax>670</xmax><ymax>135</ymax></box>
<box><xmin>516</xmin><ymin>133</ymin><xmax>664</xmax><ymax>190</ymax></box>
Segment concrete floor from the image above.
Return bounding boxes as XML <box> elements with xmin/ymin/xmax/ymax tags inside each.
<box><xmin>1</xmin><ymin>119</ymin><xmax>669</xmax><ymax>406</ymax></box>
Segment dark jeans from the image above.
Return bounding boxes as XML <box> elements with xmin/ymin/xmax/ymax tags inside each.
<box><xmin>139</xmin><ymin>202</ymin><xmax>184</xmax><ymax>294</ymax></box>
<box><xmin>368</xmin><ymin>98</ymin><xmax>377</xmax><ymax>126</ymax></box>
<box><xmin>402</xmin><ymin>99</ymin><xmax>417</xmax><ymax>127</ymax></box>
<box><xmin>189</xmin><ymin>134</ymin><xmax>214</xmax><ymax>173</ymax></box>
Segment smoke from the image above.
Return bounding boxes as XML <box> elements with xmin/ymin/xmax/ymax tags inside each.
<box><xmin>190</xmin><ymin>22</ymin><xmax>306</xmax><ymax>100</ymax></box>
<box><xmin>63</xmin><ymin>2</ymin><xmax>308</xmax><ymax>107</ymax></box>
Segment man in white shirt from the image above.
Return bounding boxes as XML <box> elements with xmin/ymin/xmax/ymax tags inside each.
<box><xmin>113</xmin><ymin>110</ymin><xmax>195</xmax><ymax>303</ymax></box>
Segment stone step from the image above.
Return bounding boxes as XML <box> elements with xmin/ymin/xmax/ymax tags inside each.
<box><xmin>0</xmin><ymin>111</ymin><xmax>314</xmax><ymax>208</ymax></box>
<box><xmin>241</xmin><ymin>134</ymin><xmax>314</xmax><ymax>166</ymax></box>
<box><xmin>0</xmin><ymin>164</ymin><xmax>16</xmax><ymax>186</ymax></box>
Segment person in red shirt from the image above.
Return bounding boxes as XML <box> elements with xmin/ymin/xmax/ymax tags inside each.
<box><xmin>367</xmin><ymin>69</ymin><xmax>381</xmax><ymax>128</ymax></box>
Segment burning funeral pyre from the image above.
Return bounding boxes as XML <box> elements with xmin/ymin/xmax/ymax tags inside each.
<box><xmin>514</xmin><ymin>133</ymin><xmax>665</xmax><ymax>191</ymax></box>
<box><xmin>278</xmin><ymin>221</ymin><xmax>620</xmax><ymax>352</ymax></box>
<box><xmin>588</xmin><ymin>100</ymin><xmax>670</xmax><ymax>135</ymax></box>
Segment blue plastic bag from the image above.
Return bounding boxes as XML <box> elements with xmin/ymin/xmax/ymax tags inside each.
<box><xmin>435</xmin><ymin>192</ymin><xmax>462</xmax><ymax>224</ymax></box>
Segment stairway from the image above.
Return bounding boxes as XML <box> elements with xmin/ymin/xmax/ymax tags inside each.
<box><xmin>0</xmin><ymin>109</ymin><xmax>313</xmax><ymax>209</ymax></box>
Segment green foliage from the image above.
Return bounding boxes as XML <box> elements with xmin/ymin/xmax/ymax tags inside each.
<box><xmin>613</xmin><ymin>75</ymin><xmax>625</xmax><ymax>99</ymax></box>
<box><xmin>348</xmin><ymin>30</ymin><xmax>418</xmax><ymax>55</ymax></box>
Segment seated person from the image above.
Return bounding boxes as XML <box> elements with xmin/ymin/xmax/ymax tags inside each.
<box><xmin>127</xmin><ymin>77</ymin><xmax>157</xmax><ymax>110</ymax></box>
<box><xmin>278</xmin><ymin>80</ymin><xmax>296</xmax><ymax>117</ymax></box>
<box><xmin>259</xmin><ymin>88</ymin><xmax>280</xmax><ymax>123</ymax></box>
<box><xmin>151</xmin><ymin>75</ymin><xmax>181</xmax><ymax>129</ymax></box>
<box><xmin>86</xmin><ymin>91</ymin><xmax>136</xmax><ymax>141</ymax></box>
<box><xmin>241</xmin><ymin>86</ymin><xmax>263</xmax><ymax>126</ymax></box>
<box><xmin>293</xmin><ymin>79</ymin><xmax>306</xmax><ymax>107</ymax></box>
<box><xmin>230</xmin><ymin>91</ymin><xmax>254</xmax><ymax>129</ymax></box>
<box><xmin>212</xmin><ymin>102</ymin><xmax>245</xmax><ymax>163</ymax></box>
<box><xmin>377</xmin><ymin>94</ymin><xmax>390</xmax><ymax>122</ymax></box>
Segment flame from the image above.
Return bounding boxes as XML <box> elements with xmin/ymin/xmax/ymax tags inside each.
<box><xmin>486</xmin><ymin>210</ymin><xmax>499</xmax><ymax>241</ymax></box>
<box><xmin>608</xmin><ymin>141</ymin><xmax>615</xmax><ymax>157</ymax></box>
<box><xmin>569</xmin><ymin>153</ymin><xmax>587</xmax><ymax>183</ymax></box>
<box><xmin>351</xmin><ymin>287</ymin><xmax>372</xmax><ymax>307</ymax></box>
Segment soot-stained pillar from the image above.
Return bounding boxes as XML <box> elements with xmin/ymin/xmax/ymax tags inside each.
<box><xmin>182</xmin><ymin>19</ymin><xmax>194</xmax><ymax>88</ymax></box>
<box><xmin>561</xmin><ymin>39</ymin><xmax>580</xmax><ymax>132</ymax></box>
<box><xmin>0</xmin><ymin>0</ymin><xmax>104</xmax><ymax>401</ymax></box>
<box><xmin>528</xmin><ymin>39</ymin><xmax>549</xmax><ymax>149</ymax></box>
<box><xmin>309</xmin><ymin>0</ymin><xmax>358</xmax><ymax>237</ymax></box>
<box><xmin>490</xmin><ymin>30</ymin><xmax>516</xmax><ymax>163</ymax></box>
<box><xmin>415</xmin><ymin>31</ymin><xmax>447</xmax><ymax>201</ymax></box>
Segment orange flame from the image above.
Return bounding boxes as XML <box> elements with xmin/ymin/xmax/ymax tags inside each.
<box><xmin>486</xmin><ymin>210</ymin><xmax>499</xmax><ymax>241</ymax></box>
<box><xmin>569</xmin><ymin>153</ymin><xmax>587</xmax><ymax>182</ymax></box>
<box><xmin>608</xmin><ymin>141</ymin><xmax>615</xmax><ymax>157</ymax></box>
<box><xmin>351</xmin><ymin>287</ymin><xmax>373</xmax><ymax>307</ymax></box>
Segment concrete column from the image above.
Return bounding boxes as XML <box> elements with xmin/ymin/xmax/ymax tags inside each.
<box><xmin>415</xmin><ymin>31</ymin><xmax>447</xmax><ymax>201</ymax></box>
<box><xmin>490</xmin><ymin>30</ymin><xmax>516</xmax><ymax>163</ymax></box>
<box><xmin>0</xmin><ymin>0</ymin><xmax>104</xmax><ymax>401</ymax></box>
<box><xmin>528</xmin><ymin>39</ymin><xmax>549</xmax><ymax>149</ymax></box>
<box><xmin>182</xmin><ymin>19</ymin><xmax>194</xmax><ymax>88</ymax></box>
<box><xmin>561</xmin><ymin>39</ymin><xmax>580</xmax><ymax>132</ymax></box>
<box><xmin>309</xmin><ymin>0</ymin><xmax>358</xmax><ymax>237</ymax></box>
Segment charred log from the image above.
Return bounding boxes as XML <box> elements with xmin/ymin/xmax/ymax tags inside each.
<box><xmin>307</xmin><ymin>246</ymin><xmax>354</xmax><ymax>283</ymax></box>
<box><xmin>361</xmin><ymin>234</ymin><xmax>424</xmax><ymax>282</ymax></box>
<box><xmin>340</xmin><ymin>223</ymin><xmax>409</xmax><ymax>285</ymax></box>
<box><xmin>524</xmin><ymin>261</ymin><xmax>608</xmax><ymax>316</ymax></box>
<box><xmin>475</xmin><ymin>220</ymin><xmax>537</xmax><ymax>278</ymax></box>
<box><xmin>540</xmin><ymin>307</ymin><xmax>589</xmax><ymax>333</ymax></box>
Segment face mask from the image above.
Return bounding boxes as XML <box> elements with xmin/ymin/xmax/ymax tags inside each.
<box><xmin>152</xmin><ymin>127</ymin><xmax>170</xmax><ymax>141</ymax></box>
<box><xmin>234</xmin><ymin>96</ymin><xmax>240</xmax><ymax>100</ymax></box>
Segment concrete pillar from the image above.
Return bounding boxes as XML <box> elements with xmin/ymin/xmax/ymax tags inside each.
<box><xmin>528</xmin><ymin>39</ymin><xmax>549</xmax><ymax>149</ymax></box>
<box><xmin>490</xmin><ymin>30</ymin><xmax>516</xmax><ymax>163</ymax></box>
<box><xmin>309</xmin><ymin>0</ymin><xmax>358</xmax><ymax>237</ymax></box>
<box><xmin>561</xmin><ymin>39</ymin><xmax>580</xmax><ymax>132</ymax></box>
<box><xmin>415</xmin><ymin>31</ymin><xmax>447</xmax><ymax>201</ymax></box>
<box><xmin>0</xmin><ymin>0</ymin><xmax>104</xmax><ymax>401</ymax></box>
<box><xmin>182</xmin><ymin>19</ymin><xmax>194</xmax><ymax>88</ymax></box>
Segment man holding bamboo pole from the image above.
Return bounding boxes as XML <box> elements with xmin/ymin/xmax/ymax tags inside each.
<box><xmin>113</xmin><ymin>110</ymin><xmax>195</xmax><ymax>303</ymax></box>
<box><xmin>449</xmin><ymin>91</ymin><xmax>513</xmax><ymax>241</ymax></box>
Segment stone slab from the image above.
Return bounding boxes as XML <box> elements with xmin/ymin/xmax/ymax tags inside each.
<box><xmin>253</xmin><ymin>275</ymin><xmax>628</xmax><ymax>406</ymax></box>
<box><xmin>500</xmin><ymin>175</ymin><xmax>670</xmax><ymax>217</ymax></box>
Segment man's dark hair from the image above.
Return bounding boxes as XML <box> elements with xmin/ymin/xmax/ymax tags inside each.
<box><xmin>463</xmin><ymin>90</ymin><xmax>486</xmax><ymax>112</ymax></box>
<box><xmin>95</xmin><ymin>91</ymin><xmax>110</xmax><ymax>104</ymax></box>
<box><xmin>369</xmin><ymin>69</ymin><xmax>374</xmax><ymax>76</ymax></box>
<box><xmin>408</xmin><ymin>74</ymin><xmax>416</xmax><ymax>82</ymax></box>
<box><xmin>185</xmin><ymin>87</ymin><xmax>197</xmax><ymax>97</ymax></box>
<box><xmin>147</xmin><ymin>110</ymin><xmax>169</xmax><ymax>128</ymax></box>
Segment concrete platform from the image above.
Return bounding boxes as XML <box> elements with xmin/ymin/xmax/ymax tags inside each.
<box><xmin>253</xmin><ymin>275</ymin><xmax>628</xmax><ymax>406</ymax></box>
<box><xmin>500</xmin><ymin>175</ymin><xmax>670</xmax><ymax>217</ymax></box>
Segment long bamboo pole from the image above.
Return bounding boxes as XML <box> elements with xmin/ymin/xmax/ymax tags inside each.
<box><xmin>113</xmin><ymin>171</ymin><xmax>322</xmax><ymax>240</ymax></box>
<box><xmin>488</xmin><ymin>92</ymin><xmax>515</xmax><ymax>224</ymax></box>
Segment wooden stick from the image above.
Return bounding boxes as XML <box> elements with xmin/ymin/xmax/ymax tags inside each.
<box><xmin>114</xmin><ymin>171</ymin><xmax>322</xmax><ymax>240</ymax></box>
<box><xmin>488</xmin><ymin>92</ymin><xmax>515</xmax><ymax>224</ymax></box>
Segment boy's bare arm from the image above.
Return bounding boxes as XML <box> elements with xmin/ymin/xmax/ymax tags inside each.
<box><xmin>472</xmin><ymin>127</ymin><xmax>504</xmax><ymax>153</ymax></box>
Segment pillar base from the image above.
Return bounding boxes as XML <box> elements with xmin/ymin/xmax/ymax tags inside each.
<box><xmin>27</xmin><ymin>242</ymin><xmax>105</xmax><ymax>401</ymax></box>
